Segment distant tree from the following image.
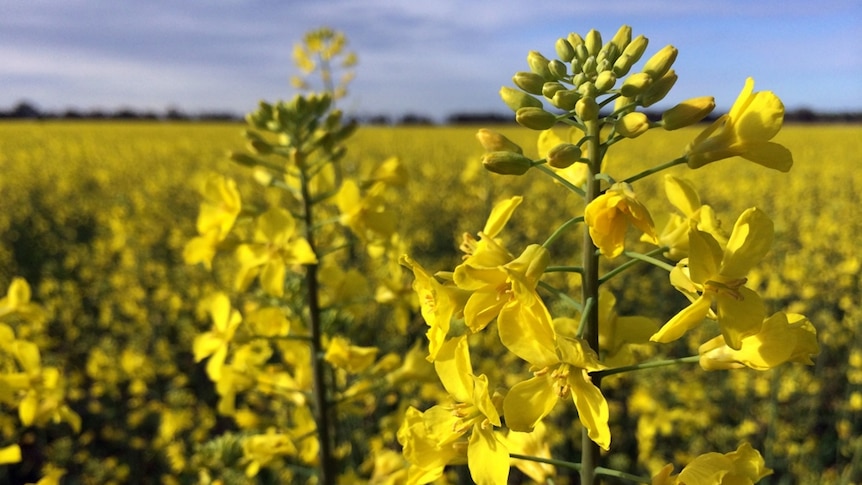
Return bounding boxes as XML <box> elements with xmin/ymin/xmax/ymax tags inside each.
<box><xmin>10</xmin><ymin>101</ymin><xmax>41</xmax><ymax>119</ymax></box>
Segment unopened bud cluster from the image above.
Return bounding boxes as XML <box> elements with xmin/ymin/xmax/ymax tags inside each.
<box><xmin>500</xmin><ymin>25</ymin><xmax>715</xmax><ymax>133</ymax></box>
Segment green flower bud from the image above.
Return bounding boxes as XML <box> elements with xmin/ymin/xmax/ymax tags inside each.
<box><xmin>548</xmin><ymin>60</ymin><xmax>569</xmax><ymax>80</ymax></box>
<box><xmin>613</xmin><ymin>95</ymin><xmax>636</xmax><ymax>114</ymax></box>
<box><xmin>547</xmin><ymin>143</ymin><xmax>583</xmax><ymax>168</ymax></box>
<box><xmin>616</xmin><ymin>112</ymin><xmax>651</xmax><ymax>138</ymax></box>
<box><xmin>582</xmin><ymin>56</ymin><xmax>598</xmax><ymax>77</ymax></box>
<box><xmin>500</xmin><ymin>86</ymin><xmax>543</xmax><ymax>112</ymax></box>
<box><xmin>567</xmin><ymin>32</ymin><xmax>585</xmax><ymax>49</ymax></box>
<box><xmin>516</xmin><ymin>107</ymin><xmax>558</xmax><ymax>130</ymax></box>
<box><xmin>594</xmin><ymin>71</ymin><xmax>617</xmax><ymax>93</ymax></box>
<box><xmin>620</xmin><ymin>72</ymin><xmax>653</xmax><ymax>97</ymax></box>
<box><xmin>609</xmin><ymin>25</ymin><xmax>632</xmax><ymax>53</ymax></box>
<box><xmin>551</xmin><ymin>89</ymin><xmax>580</xmax><ymax>111</ymax></box>
<box><xmin>476</xmin><ymin>129</ymin><xmax>524</xmax><ymax>153</ymax></box>
<box><xmin>482</xmin><ymin>151</ymin><xmax>533</xmax><ymax>175</ymax></box>
<box><xmin>578</xmin><ymin>81</ymin><xmax>597</xmax><ymax>98</ymax></box>
<box><xmin>613</xmin><ymin>34</ymin><xmax>648</xmax><ymax>76</ymax></box>
<box><xmin>573</xmin><ymin>73</ymin><xmax>589</xmax><ymax>87</ymax></box>
<box><xmin>661</xmin><ymin>96</ymin><xmax>716</xmax><ymax>130</ymax></box>
<box><xmin>576</xmin><ymin>96</ymin><xmax>599</xmax><ymax>121</ymax></box>
<box><xmin>230</xmin><ymin>151</ymin><xmax>264</xmax><ymax>167</ymax></box>
<box><xmin>639</xmin><ymin>69</ymin><xmax>677</xmax><ymax>107</ymax></box>
<box><xmin>642</xmin><ymin>45</ymin><xmax>678</xmax><ymax>80</ymax></box>
<box><xmin>555</xmin><ymin>38</ymin><xmax>576</xmax><ymax>62</ymax></box>
<box><xmin>585</xmin><ymin>29</ymin><xmax>602</xmax><ymax>56</ymax></box>
<box><xmin>542</xmin><ymin>82</ymin><xmax>566</xmax><ymax>99</ymax></box>
<box><xmin>512</xmin><ymin>71</ymin><xmax>546</xmax><ymax>95</ymax></box>
<box><xmin>574</xmin><ymin>43</ymin><xmax>590</xmax><ymax>65</ymax></box>
<box><xmin>527</xmin><ymin>50</ymin><xmax>552</xmax><ymax>79</ymax></box>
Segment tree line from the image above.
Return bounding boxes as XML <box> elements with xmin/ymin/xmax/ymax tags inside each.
<box><xmin>2</xmin><ymin>101</ymin><xmax>860</xmax><ymax>124</ymax></box>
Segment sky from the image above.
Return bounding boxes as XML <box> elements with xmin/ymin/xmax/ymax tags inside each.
<box><xmin>3</xmin><ymin>0</ymin><xmax>861</xmax><ymax>122</ymax></box>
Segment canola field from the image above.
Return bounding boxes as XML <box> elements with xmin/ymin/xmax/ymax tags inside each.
<box><xmin>0</xmin><ymin>120</ymin><xmax>860</xmax><ymax>483</ymax></box>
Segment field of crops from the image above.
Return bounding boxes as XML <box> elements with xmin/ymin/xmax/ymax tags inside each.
<box><xmin>0</xmin><ymin>120</ymin><xmax>860</xmax><ymax>484</ymax></box>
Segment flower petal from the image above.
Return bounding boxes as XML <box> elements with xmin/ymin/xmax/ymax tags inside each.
<box><xmin>651</xmin><ymin>294</ymin><xmax>712</xmax><ymax>343</ymax></box>
<box><xmin>468</xmin><ymin>424</ymin><xmax>509</xmax><ymax>485</ymax></box>
<box><xmin>569</xmin><ymin>370</ymin><xmax>611</xmax><ymax>450</ymax></box>
<box><xmin>502</xmin><ymin>373</ymin><xmax>559</xmax><ymax>432</ymax></box>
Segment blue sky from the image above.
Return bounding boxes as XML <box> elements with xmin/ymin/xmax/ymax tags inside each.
<box><xmin>3</xmin><ymin>0</ymin><xmax>860</xmax><ymax>121</ymax></box>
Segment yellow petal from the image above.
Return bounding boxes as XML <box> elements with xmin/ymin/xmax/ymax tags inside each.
<box><xmin>735</xmin><ymin>89</ymin><xmax>784</xmax><ymax>142</ymax></box>
<box><xmin>192</xmin><ymin>332</ymin><xmax>224</xmax><ymax>362</ymax></box>
<box><xmin>260</xmin><ymin>260</ymin><xmax>286</xmax><ymax>297</ymax></box>
<box><xmin>468</xmin><ymin>424</ymin><xmax>509</xmax><ymax>485</ymax></box>
<box><xmin>568</xmin><ymin>369</ymin><xmax>611</xmax><ymax>450</ymax></box>
<box><xmin>651</xmin><ymin>294</ymin><xmax>712</xmax><ymax>343</ymax></box>
<box><xmin>433</xmin><ymin>337</ymin><xmax>473</xmax><ymax>403</ymax></box>
<box><xmin>721</xmin><ymin>208</ymin><xmax>773</xmax><ymax>279</ymax></box>
<box><xmin>664</xmin><ymin>175</ymin><xmax>701</xmax><ymax>217</ymax></box>
<box><xmin>502</xmin><ymin>373</ymin><xmax>559</xmax><ymax>432</ymax></box>
<box><xmin>0</xmin><ymin>444</ymin><xmax>22</xmax><ymax>464</ymax></box>
<box><xmin>740</xmin><ymin>141</ymin><xmax>793</xmax><ymax>172</ymax></box>
<box><xmin>715</xmin><ymin>287</ymin><xmax>765</xmax><ymax>350</ymax></box>
<box><xmin>497</xmin><ymin>292</ymin><xmax>557</xmax><ymax>367</ymax></box>
<box><xmin>482</xmin><ymin>196</ymin><xmax>523</xmax><ymax>238</ymax></box>
<box><xmin>688</xmin><ymin>228</ymin><xmax>723</xmax><ymax>284</ymax></box>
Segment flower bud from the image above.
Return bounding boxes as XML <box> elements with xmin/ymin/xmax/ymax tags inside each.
<box><xmin>661</xmin><ymin>96</ymin><xmax>715</xmax><ymax>130</ymax></box>
<box><xmin>576</xmin><ymin>96</ymin><xmax>599</xmax><ymax>121</ymax></box>
<box><xmin>639</xmin><ymin>69</ymin><xmax>677</xmax><ymax>107</ymax></box>
<box><xmin>527</xmin><ymin>50</ymin><xmax>552</xmax><ymax>79</ymax></box>
<box><xmin>542</xmin><ymin>82</ymin><xmax>566</xmax><ymax>99</ymax></box>
<box><xmin>512</xmin><ymin>71</ymin><xmax>546</xmax><ymax>95</ymax></box>
<box><xmin>615</xmin><ymin>112</ymin><xmax>650</xmax><ymax>138</ymax></box>
<box><xmin>585</xmin><ymin>29</ymin><xmax>602</xmax><ymax>56</ymax></box>
<box><xmin>567</xmin><ymin>32</ymin><xmax>584</xmax><ymax>49</ymax></box>
<box><xmin>613</xmin><ymin>34</ymin><xmax>648</xmax><ymax>76</ymax></box>
<box><xmin>594</xmin><ymin>71</ymin><xmax>617</xmax><ymax>93</ymax></box>
<box><xmin>620</xmin><ymin>72</ymin><xmax>653</xmax><ymax>97</ymax></box>
<box><xmin>555</xmin><ymin>37</ymin><xmax>576</xmax><ymax>62</ymax></box>
<box><xmin>574</xmin><ymin>43</ymin><xmax>590</xmax><ymax>66</ymax></box>
<box><xmin>551</xmin><ymin>89</ymin><xmax>580</xmax><ymax>111</ymax></box>
<box><xmin>500</xmin><ymin>86</ymin><xmax>543</xmax><ymax>112</ymax></box>
<box><xmin>609</xmin><ymin>25</ymin><xmax>632</xmax><ymax>54</ymax></box>
<box><xmin>548</xmin><ymin>60</ymin><xmax>569</xmax><ymax>80</ymax></box>
<box><xmin>613</xmin><ymin>95</ymin><xmax>636</xmax><ymax>114</ymax></box>
<box><xmin>515</xmin><ymin>107</ymin><xmax>558</xmax><ymax>130</ymax></box>
<box><xmin>476</xmin><ymin>129</ymin><xmax>523</xmax><ymax>154</ymax></box>
<box><xmin>547</xmin><ymin>143</ymin><xmax>583</xmax><ymax>168</ymax></box>
<box><xmin>481</xmin><ymin>151</ymin><xmax>533</xmax><ymax>175</ymax></box>
<box><xmin>582</xmin><ymin>56</ymin><xmax>598</xmax><ymax>77</ymax></box>
<box><xmin>230</xmin><ymin>151</ymin><xmax>264</xmax><ymax>167</ymax></box>
<box><xmin>642</xmin><ymin>45</ymin><xmax>678</xmax><ymax>80</ymax></box>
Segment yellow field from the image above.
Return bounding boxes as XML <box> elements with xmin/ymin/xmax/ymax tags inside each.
<box><xmin>0</xmin><ymin>121</ymin><xmax>860</xmax><ymax>483</ymax></box>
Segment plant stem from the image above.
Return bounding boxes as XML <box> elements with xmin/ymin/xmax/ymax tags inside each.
<box><xmin>622</xmin><ymin>156</ymin><xmax>687</xmax><ymax>185</ymax></box>
<box><xmin>298</xmin><ymin>151</ymin><xmax>336</xmax><ymax>485</ymax></box>
<box><xmin>599</xmin><ymin>247</ymin><xmax>673</xmax><ymax>284</ymax></box>
<box><xmin>535</xmin><ymin>164</ymin><xmax>587</xmax><ymax>197</ymax></box>
<box><xmin>581</xmin><ymin>118</ymin><xmax>602</xmax><ymax>485</ymax></box>
<box><xmin>591</xmin><ymin>355</ymin><xmax>700</xmax><ymax>379</ymax></box>
<box><xmin>543</xmin><ymin>215</ymin><xmax>585</xmax><ymax>248</ymax></box>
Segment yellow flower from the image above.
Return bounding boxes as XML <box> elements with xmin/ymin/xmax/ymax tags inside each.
<box><xmin>585</xmin><ymin>182</ymin><xmax>657</xmax><ymax>258</ymax></box>
<box><xmin>193</xmin><ymin>292</ymin><xmax>242</xmax><ymax>381</ymax></box>
<box><xmin>501</xmin><ymin>313</ymin><xmax>610</xmax><ymax>450</ymax></box>
<box><xmin>655</xmin><ymin>442</ymin><xmax>772</xmax><ymax>484</ymax></box>
<box><xmin>596</xmin><ymin>289</ymin><xmax>659</xmax><ymax>366</ymax></box>
<box><xmin>698</xmin><ymin>312</ymin><xmax>819</xmax><ymax>370</ymax></box>
<box><xmin>324</xmin><ymin>335</ymin><xmax>378</xmax><ymax>373</ymax></box>
<box><xmin>195</xmin><ymin>174</ymin><xmax>241</xmax><ymax>238</ymax></box>
<box><xmin>686</xmin><ymin>77</ymin><xmax>792</xmax><ymax>171</ymax></box>
<box><xmin>652</xmin><ymin>208</ymin><xmax>772</xmax><ymax>349</ymax></box>
<box><xmin>397</xmin><ymin>406</ymin><xmax>466</xmax><ymax>485</ymax></box>
<box><xmin>242</xmin><ymin>430</ymin><xmax>297</xmax><ymax>477</ymax></box>
<box><xmin>504</xmin><ymin>421</ymin><xmax>555</xmax><ymax>483</ymax></box>
<box><xmin>337</xmin><ymin>179</ymin><xmax>396</xmax><ymax>241</ymax></box>
<box><xmin>650</xmin><ymin>175</ymin><xmax>726</xmax><ymax>260</ymax></box>
<box><xmin>400</xmin><ymin>255</ymin><xmax>469</xmax><ymax>361</ymax></box>
<box><xmin>0</xmin><ymin>277</ymin><xmax>44</xmax><ymax>323</ymax></box>
<box><xmin>234</xmin><ymin>207</ymin><xmax>317</xmax><ymax>297</ymax></box>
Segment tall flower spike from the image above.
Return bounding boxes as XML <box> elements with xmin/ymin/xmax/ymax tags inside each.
<box><xmin>686</xmin><ymin>77</ymin><xmax>793</xmax><ymax>171</ymax></box>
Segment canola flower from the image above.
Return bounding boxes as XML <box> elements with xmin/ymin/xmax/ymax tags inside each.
<box><xmin>686</xmin><ymin>77</ymin><xmax>793</xmax><ymax>172</ymax></box>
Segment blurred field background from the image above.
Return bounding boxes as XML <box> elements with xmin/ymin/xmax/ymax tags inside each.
<box><xmin>0</xmin><ymin>121</ymin><xmax>860</xmax><ymax>483</ymax></box>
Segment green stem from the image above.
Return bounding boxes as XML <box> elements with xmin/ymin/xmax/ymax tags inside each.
<box><xmin>542</xmin><ymin>216</ymin><xmax>584</xmax><ymax>248</ymax></box>
<box><xmin>534</xmin><ymin>164</ymin><xmax>586</xmax><ymax>197</ymax></box>
<box><xmin>510</xmin><ymin>453</ymin><xmax>581</xmax><ymax>472</ymax></box>
<box><xmin>298</xmin><ymin>151</ymin><xmax>336</xmax><ymax>485</ymax></box>
<box><xmin>599</xmin><ymin>247</ymin><xmax>672</xmax><ymax>284</ymax></box>
<box><xmin>544</xmin><ymin>265</ymin><xmax>584</xmax><ymax>274</ymax></box>
<box><xmin>581</xmin><ymin>118</ymin><xmax>602</xmax><ymax>485</ymax></box>
<box><xmin>538</xmin><ymin>280</ymin><xmax>583</xmax><ymax>313</ymax></box>
<box><xmin>622</xmin><ymin>156</ymin><xmax>687</xmax><ymax>185</ymax></box>
<box><xmin>595</xmin><ymin>467</ymin><xmax>652</xmax><ymax>484</ymax></box>
<box><xmin>591</xmin><ymin>355</ymin><xmax>700</xmax><ymax>379</ymax></box>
